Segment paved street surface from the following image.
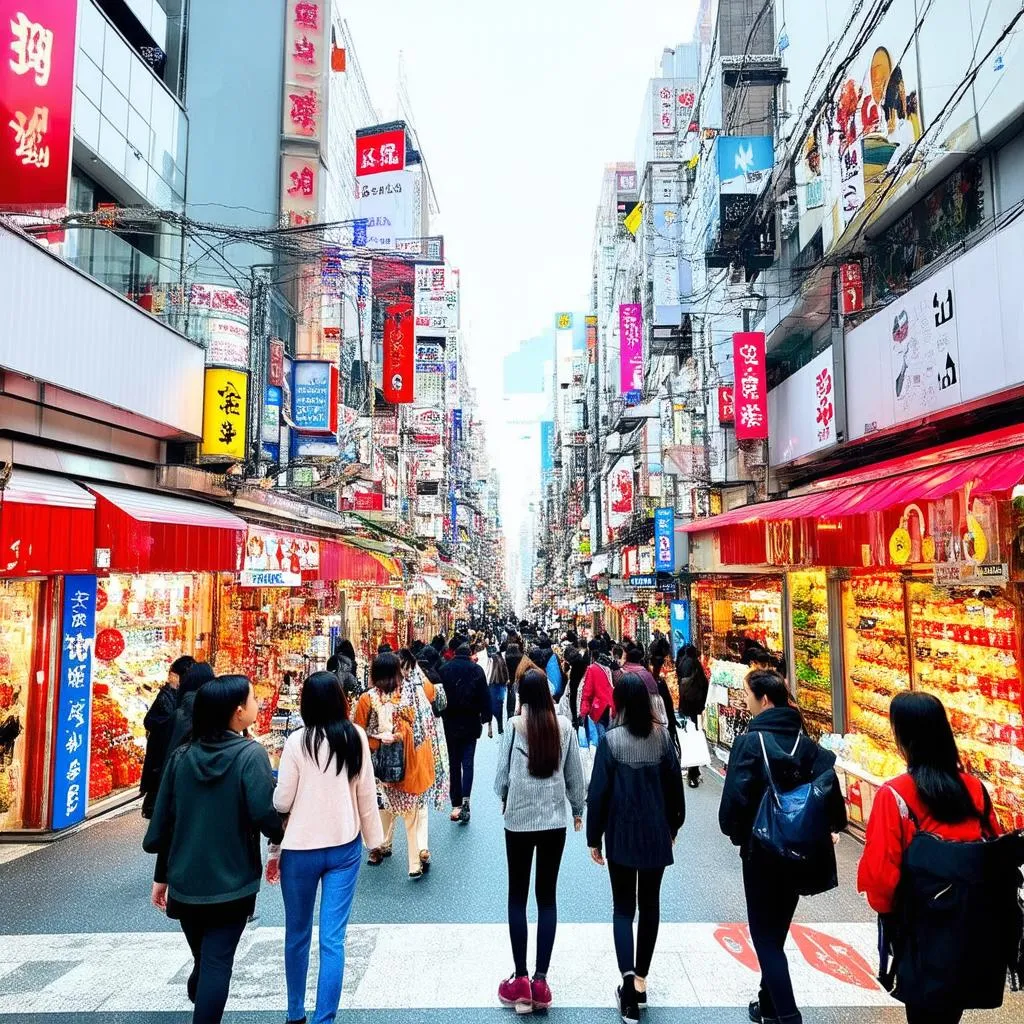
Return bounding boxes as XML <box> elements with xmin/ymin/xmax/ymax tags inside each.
<box><xmin>1</xmin><ymin>738</ymin><xmax>1020</xmax><ymax>1023</ymax></box>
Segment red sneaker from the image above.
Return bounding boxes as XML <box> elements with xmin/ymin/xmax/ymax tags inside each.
<box><xmin>531</xmin><ymin>977</ymin><xmax>552</xmax><ymax>1011</ymax></box>
<box><xmin>498</xmin><ymin>975</ymin><xmax>533</xmax><ymax>1014</ymax></box>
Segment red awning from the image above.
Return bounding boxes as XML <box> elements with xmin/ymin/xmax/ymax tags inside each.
<box><xmin>682</xmin><ymin>431</ymin><xmax>1024</xmax><ymax>534</ymax></box>
<box><xmin>89</xmin><ymin>483</ymin><xmax>246</xmax><ymax>573</ymax></box>
<box><xmin>0</xmin><ymin>471</ymin><xmax>96</xmax><ymax>576</ymax></box>
<box><xmin>320</xmin><ymin>540</ymin><xmax>399</xmax><ymax>586</ymax></box>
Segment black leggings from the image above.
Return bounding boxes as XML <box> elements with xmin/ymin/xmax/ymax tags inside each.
<box><xmin>505</xmin><ymin>828</ymin><xmax>567</xmax><ymax>978</ymax></box>
<box><xmin>906</xmin><ymin>1009</ymin><xmax>963</xmax><ymax>1024</ymax></box>
<box><xmin>446</xmin><ymin>735</ymin><xmax>477</xmax><ymax>806</ymax></box>
<box><xmin>608</xmin><ymin>861</ymin><xmax>666</xmax><ymax>978</ymax></box>
<box><xmin>178</xmin><ymin>913</ymin><xmax>248</xmax><ymax>1023</ymax></box>
<box><xmin>743</xmin><ymin>857</ymin><xmax>800</xmax><ymax>1021</ymax></box>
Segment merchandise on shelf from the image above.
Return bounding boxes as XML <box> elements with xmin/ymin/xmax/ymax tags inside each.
<box><xmin>789</xmin><ymin>570</ymin><xmax>833</xmax><ymax>737</ymax></box>
<box><xmin>696</xmin><ymin>578</ymin><xmax>783</xmax><ymax>669</ymax></box>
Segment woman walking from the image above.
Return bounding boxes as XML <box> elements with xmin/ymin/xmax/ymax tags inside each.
<box><xmin>579</xmin><ymin>656</ymin><xmax>614</xmax><ymax>745</ymax></box>
<box><xmin>587</xmin><ymin>674</ymin><xmax>686</xmax><ymax>1023</ymax></box>
<box><xmin>353</xmin><ymin>652</ymin><xmax>437</xmax><ymax>877</ymax></box>
<box><xmin>719</xmin><ymin>670</ymin><xmax>847</xmax><ymax>1024</ymax></box>
<box><xmin>495</xmin><ymin>670</ymin><xmax>586</xmax><ymax>1013</ymax></box>
<box><xmin>164</xmin><ymin>661</ymin><xmax>216</xmax><ymax>757</ymax></box>
<box><xmin>266</xmin><ymin>672</ymin><xmax>383</xmax><ymax>1024</ymax></box>
<box><xmin>140</xmin><ymin>654</ymin><xmax>194</xmax><ymax>818</ymax></box>
<box><xmin>858</xmin><ymin>692</ymin><xmax>1003</xmax><ymax>1024</ymax></box>
<box><xmin>488</xmin><ymin>650</ymin><xmax>510</xmax><ymax>736</ymax></box>
<box><xmin>675</xmin><ymin>645</ymin><xmax>709</xmax><ymax>788</ymax></box>
<box><xmin>439</xmin><ymin>642</ymin><xmax>491</xmax><ymax>824</ymax></box>
<box><xmin>144</xmin><ymin>676</ymin><xmax>283</xmax><ymax>1024</ymax></box>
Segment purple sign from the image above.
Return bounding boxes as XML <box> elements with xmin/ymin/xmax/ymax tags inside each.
<box><xmin>619</xmin><ymin>303</ymin><xmax>644</xmax><ymax>396</ymax></box>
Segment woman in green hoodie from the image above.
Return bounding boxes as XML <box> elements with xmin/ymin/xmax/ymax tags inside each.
<box><xmin>144</xmin><ymin>675</ymin><xmax>284</xmax><ymax>1024</ymax></box>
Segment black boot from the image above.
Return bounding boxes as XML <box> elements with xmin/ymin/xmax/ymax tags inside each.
<box><xmin>617</xmin><ymin>976</ymin><xmax>640</xmax><ymax>1024</ymax></box>
<box><xmin>459</xmin><ymin>797</ymin><xmax>471</xmax><ymax>824</ymax></box>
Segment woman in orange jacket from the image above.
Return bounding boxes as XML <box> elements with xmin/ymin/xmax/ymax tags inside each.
<box><xmin>353</xmin><ymin>651</ymin><xmax>438</xmax><ymax>878</ymax></box>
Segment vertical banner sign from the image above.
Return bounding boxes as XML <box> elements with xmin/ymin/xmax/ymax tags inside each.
<box><xmin>292</xmin><ymin>360</ymin><xmax>338</xmax><ymax>434</ymax></box>
<box><xmin>200</xmin><ymin>368</ymin><xmax>248</xmax><ymax>460</ymax></box>
<box><xmin>282</xmin><ymin>0</ymin><xmax>325</xmax><ymax>141</ymax></box>
<box><xmin>383</xmin><ymin>299</ymin><xmax>414</xmax><ymax>403</ymax></box>
<box><xmin>0</xmin><ymin>0</ymin><xmax>78</xmax><ymax>209</ymax></box>
<box><xmin>52</xmin><ymin>574</ymin><xmax>97</xmax><ymax>830</ymax></box>
<box><xmin>585</xmin><ymin>314</ymin><xmax>598</xmax><ymax>366</ymax></box>
<box><xmin>654</xmin><ymin>507</ymin><xmax>675</xmax><ymax>572</ymax></box>
<box><xmin>669</xmin><ymin>599</ymin><xmax>691</xmax><ymax>658</ymax></box>
<box><xmin>718</xmin><ymin>385</ymin><xmax>735</xmax><ymax>425</ymax></box>
<box><xmin>267</xmin><ymin>339</ymin><xmax>285</xmax><ymax>387</ymax></box>
<box><xmin>732</xmin><ymin>332</ymin><xmax>768</xmax><ymax>440</ymax></box>
<box><xmin>452</xmin><ymin>408</ymin><xmax>463</xmax><ymax>442</ymax></box>
<box><xmin>839</xmin><ymin>262</ymin><xmax>864</xmax><ymax>316</ymax></box>
<box><xmin>619</xmin><ymin>303</ymin><xmax>644</xmax><ymax>403</ymax></box>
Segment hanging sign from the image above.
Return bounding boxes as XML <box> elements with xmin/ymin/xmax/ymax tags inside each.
<box><xmin>200</xmin><ymin>368</ymin><xmax>248</xmax><ymax>461</ymax></box>
<box><xmin>732</xmin><ymin>332</ymin><xmax>768</xmax><ymax>440</ymax></box>
<box><xmin>839</xmin><ymin>262</ymin><xmax>864</xmax><ymax>316</ymax></box>
<box><xmin>383</xmin><ymin>299</ymin><xmax>414</xmax><ymax>403</ymax></box>
<box><xmin>654</xmin><ymin>506</ymin><xmax>675</xmax><ymax>572</ymax></box>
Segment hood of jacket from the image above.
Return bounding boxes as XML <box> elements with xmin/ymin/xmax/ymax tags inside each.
<box><xmin>746</xmin><ymin>706</ymin><xmax>835</xmax><ymax>785</ymax></box>
<box><xmin>181</xmin><ymin>731</ymin><xmax>252</xmax><ymax>783</ymax></box>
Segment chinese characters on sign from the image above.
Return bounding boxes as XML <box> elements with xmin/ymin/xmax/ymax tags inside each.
<box><xmin>815</xmin><ymin>365</ymin><xmax>835</xmax><ymax>443</ymax></box>
<box><xmin>653</xmin><ymin>80</ymin><xmax>675</xmax><ymax>133</ymax></box>
<box><xmin>654</xmin><ymin>507</ymin><xmax>675</xmax><ymax>572</ymax></box>
<box><xmin>52</xmin><ymin>575</ymin><xmax>96</xmax><ymax>830</ymax></box>
<box><xmin>414</xmin><ymin>264</ymin><xmax>457</xmax><ymax>334</ymax></box>
<box><xmin>619</xmin><ymin>303</ymin><xmax>644</xmax><ymax>399</ymax></box>
<box><xmin>200</xmin><ymin>368</ymin><xmax>248</xmax><ymax>460</ymax></box>
<box><xmin>839</xmin><ymin>262</ymin><xmax>864</xmax><ymax>316</ymax></box>
<box><xmin>282</xmin><ymin>1</ymin><xmax>325</xmax><ymax>141</ymax></box>
<box><xmin>732</xmin><ymin>332</ymin><xmax>768</xmax><ymax>440</ymax></box>
<box><xmin>383</xmin><ymin>299</ymin><xmax>414</xmax><ymax>403</ymax></box>
<box><xmin>718</xmin><ymin>385</ymin><xmax>735</xmax><ymax>425</ymax></box>
<box><xmin>281</xmin><ymin>153</ymin><xmax>319</xmax><ymax>227</ymax></box>
<box><xmin>585</xmin><ymin>314</ymin><xmax>597</xmax><ymax>366</ymax></box>
<box><xmin>1</xmin><ymin>0</ymin><xmax>77</xmax><ymax>208</ymax></box>
<box><xmin>356</xmin><ymin>127</ymin><xmax>406</xmax><ymax>176</ymax></box>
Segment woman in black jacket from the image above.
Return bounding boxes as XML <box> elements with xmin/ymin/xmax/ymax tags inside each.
<box><xmin>675</xmin><ymin>645</ymin><xmax>710</xmax><ymax>788</ymax></box>
<box><xmin>164</xmin><ymin>662</ymin><xmax>216</xmax><ymax>756</ymax></box>
<box><xmin>144</xmin><ymin>675</ymin><xmax>284</xmax><ymax>1024</ymax></box>
<box><xmin>587</xmin><ymin>674</ymin><xmax>685</xmax><ymax>1024</ymax></box>
<box><xmin>140</xmin><ymin>655</ymin><xmax>194</xmax><ymax>818</ymax></box>
<box><xmin>719</xmin><ymin>670</ymin><xmax>847</xmax><ymax>1024</ymax></box>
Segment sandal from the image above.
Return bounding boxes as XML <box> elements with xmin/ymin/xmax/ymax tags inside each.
<box><xmin>450</xmin><ymin>808</ymin><xmax>463</xmax><ymax>821</ymax></box>
<box><xmin>419</xmin><ymin>850</ymin><xmax>431</xmax><ymax>873</ymax></box>
<box><xmin>367</xmin><ymin>846</ymin><xmax>392</xmax><ymax>866</ymax></box>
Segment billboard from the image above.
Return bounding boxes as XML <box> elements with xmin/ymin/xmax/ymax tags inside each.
<box><xmin>767</xmin><ymin>347</ymin><xmax>838</xmax><ymax>467</ymax></box>
<box><xmin>654</xmin><ymin>507</ymin><xmax>674</xmax><ymax>573</ymax></box>
<box><xmin>356</xmin><ymin>127</ymin><xmax>406</xmax><ymax>176</ymax></box>
<box><xmin>200</xmin><ymin>368</ymin><xmax>248</xmax><ymax>461</ymax></box>
<box><xmin>414</xmin><ymin>264</ymin><xmax>457</xmax><ymax>335</ymax></box>
<box><xmin>292</xmin><ymin>360</ymin><xmax>339</xmax><ymax>434</ymax></box>
<box><xmin>607</xmin><ymin>455</ymin><xmax>634</xmax><ymax>531</ymax></box>
<box><xmin>540</xmin><ymin>420</ymin><xmax>555</xmax><ymax>478</ymax></box>
<box><xmin>1</xmin><ymin>0</ymin><xmax>77</xmax><ymax>210</ymax></box>
<box><xmin>619</xmin><ymin>303</ymin><xmax>643</xmax><ymax>400</ymax></box>
<box><xmin>732</xmin><ymin>332</ymin><xmax>768</xmax><ymax>441</ymax></box>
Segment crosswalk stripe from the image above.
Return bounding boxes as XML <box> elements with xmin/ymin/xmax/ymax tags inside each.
<box><xmin>0</xmin><ymin>923</ymin><xmax>895</xmax><ymax>1013</ymax></box>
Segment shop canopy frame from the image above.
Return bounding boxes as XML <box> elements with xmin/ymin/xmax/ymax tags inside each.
<box><xmin>682</xmin><ymin>426</ymin><xmax>1024</xmax><ymax>535</ymax></box>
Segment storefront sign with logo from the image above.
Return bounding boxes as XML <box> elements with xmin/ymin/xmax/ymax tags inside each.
<box><xmin>732</xmin><ymin>332</ymin><xmax>768</xmax><ymax>440</ymax></box>
<box><xmin>200</xmin><ymin>368</ymin><xmax>248</xmax><ymax>460</ymax></box>
<box><xmin>292</xmin><ymin>360</ymin><xmax>339</xmax><ymax>434</ymax></box>
<box><xmin>629</xmin><ymin>575</ymin><xmax>657</xmax><ymax>589</ymax></box>
<box><xmin>718</xmin><ymin>385</ymin><xmax>735</xmax><ymax>425</ymax></box>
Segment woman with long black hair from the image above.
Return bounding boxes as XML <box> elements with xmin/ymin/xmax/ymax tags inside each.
<box><xmin>266</xmin><ymin>672</ymin><xmax>382</xmax><ymax>1024</ymax></box>
<box><xmin>494</xmin><ymin>669</ymin><xmax>586</xmax><ymax>1014</ymax></box>
<box><xmin>858</xmin><ymin>691</ymin><xmax>1002</xmax><ymax>1024</ymax></box>
<box><xmin>144</xmin><ymin>675</ymin><xmax>283</xmax><ymax>1024</ymax></box>
<box><xmin>587</xmin><ymin>673</ymin><xmax>685</xmax><ymax>1024</ymax></box>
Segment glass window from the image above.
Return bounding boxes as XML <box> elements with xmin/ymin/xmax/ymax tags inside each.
<box><xmin>129</xmin><ymin>52</ymin><xmax>155</xmax><ymax>121</ymax></box>
<box><xmin>78</xmin><ymin>0</ymin><xmax>106</xmax><ymax>65</ymax></box>
<box><xmin>127</xmin><ymin>107</ymin><xmax>151</xmax><ymax>159</ymax></box>
<box><xmin>76</xmin><ymin>53</ymin><xmax>103</xmax><ymax>107</ymax></box>
<box><xmin>125</xmin><ymin>147</ymin><xmax>149</xmax><ymax>196</ymax></box>
<box><xmin>102</xmin><ymin>28</ymin><xmax>132</xmax><ymax>99</ymax></box>
<box><xmin>101</xmin><ymin>76</ymin><xmax>130</xmax><ymax>135</ymax></box>
<box><xmin>97</xmin><ymin>116</ymin><xmax>127</xmax><ymax>177</ymax></box>
<box><xmin>148</xmin><ymin>86</ymin><xmax>175</xmax><ymax>178</ymax></box>
<box><xmin>73</xmin><ymin>90</ymin><xmax>102</xmax><ymax>152</ymax></box>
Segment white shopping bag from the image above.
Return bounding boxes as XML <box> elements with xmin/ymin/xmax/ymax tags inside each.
<box><xmin>678</xmin><ymin>717</ymin><xmax>711</xmax><ymax>769</ymax></box>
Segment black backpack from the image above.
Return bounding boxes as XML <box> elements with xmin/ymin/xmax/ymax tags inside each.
<box><xmin>880</xmin><ymin>792</ymin><xmax>1024</xmax><ymax>1011</ymax></box>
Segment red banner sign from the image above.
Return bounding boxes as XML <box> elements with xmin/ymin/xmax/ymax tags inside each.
<box><xmin>267</xmin><ymin>340</ymin><xmax>285</xmax><ymax>387</ymax></box>
<box><xmin>732</xmin><ymin>332</ymin><xmax>768</xmax><ymax>440</ymax></box>
<box><xmin>353</xmin><ymin>491</ymin><xmax>384</xmax><ymax>512</ymax></box>
<box><xmin>0</xmin><ymin>0</ymin><xmax>77</xmax><ymax>209</ymax></box>
<box><xmin>718</xmin><ymin>385</ymin><xmax>735</xmax><ymax>425</ymax></box>
<box><xmin>356</xmin><ymin>127</ymin><xmax>406</xmax><ymax>177</ymax></box>
<box><xmin>382</xmin><ymin>299</ymin><xmax>414</xmax><ymax>404</ymax></box>
<box><xmin>839</xmin><ymin>262</ymin><xmax>864</xmax><ymax>316</ymax></box>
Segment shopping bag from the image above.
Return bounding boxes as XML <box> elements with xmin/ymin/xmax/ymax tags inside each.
<box><xmin>678</xmin><ymin>717</ymin><xmax>711</xmax><ymax>768</ymax></box>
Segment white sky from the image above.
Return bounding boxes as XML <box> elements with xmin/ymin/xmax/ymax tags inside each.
<box><xmin>345</xmin><ymin>0</ymin><xmax>700</xmax><ymax>542</ymax></box>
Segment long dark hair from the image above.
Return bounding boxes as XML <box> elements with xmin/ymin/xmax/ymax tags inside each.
<box><xmin>566</xmin><ymin>647</ymin><xmax>590</xmax><ymax>728</ymax></box>
<box><xmin>177</xmin><ymin>661</ymin><xmax>215</xmax><ymax>702</ymax></box>
<box><xmin>657</xmin><ymin>678</ymin><xmax>680</xmax><ymax>756</ymax></box>
<box><xmin>300</xmin><ymin>671</ymin><xmax>362</xmax><ymax>779</ymax></box>
<box><xmin>518</xmin><ymin>669</ymin><xmax>560</xmax><ymax>779</ymax></box>
<box><xmin>615</xmin><ymin>672</ymin><xmax>654</xmax><ymax>738</ymax></box>
<box><xmin>192</xmin><ymin>675</ymin><xmax>251</xmax><ymax>740</ymax></box>
<box><xmin>746</xmin><ymin>669</ymin><xmax>791</xmax><ymax>708</ymax></box>
<box><xmin>890</xmin><ymin>692</ymin><xmax>977</xmax><ymax>823</ymax></box>
<box><xmin>371</xmin><ymin>652</ymin><xmax>401</xmax><ymax>694</ymax></box>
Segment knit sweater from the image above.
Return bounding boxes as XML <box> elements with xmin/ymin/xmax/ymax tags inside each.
<box><xmin>494</xmin><ymin>712</ymin><xmax>586</xmax><ymax>832</ymax></box>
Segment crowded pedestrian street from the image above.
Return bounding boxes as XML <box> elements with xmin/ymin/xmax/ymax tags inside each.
<box><xmin>2</xmin><ymin>729</ymin><xmax>1015</xmax><ymax>1024</ymax></box>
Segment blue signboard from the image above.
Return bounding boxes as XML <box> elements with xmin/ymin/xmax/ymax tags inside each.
<box><xmin>625</xmin><ymin>389</ymin><xmax>643</xmax><ymax>407</ymax></box>
<box><xmin>716</xmin><ymin>136</ymin><xmax>774</xmax><ymax>192</ymax></box>
<box><xmin>449</xmin><ymin>494</ymin><xmax>458</xmax><ymax>543</ymax></box>
<box><xmin>53</xmin><ymin>575</ymin><xmax>97</xmax><ymax>831</ymax></box>
<box><xmin>353</xmin><ymin>219</ymin><xmax>368</xmax><ymax>247</ymax></box>
<box><xmin>292</xmin><ymin>361</ymin><xmax>332</xmax><ymax>432</ymax></box>
<box><xmin>655</xmin><ymin>506</ymin><xmax>675</xmax><ymax>572</ymax></box>
<box><xmin>452</xmin><ymin>408</ymin><xmax>463</xmax><ymax>443</ymax></box>
<box><xmin>540</xmin><ymin>420</ymin><xmax>555</xmax><ymax>477</ymax></box>
<box><xmin>670</xmin><ymin>599</ymin><xmax>691</xmax><ymax>659</ymax></box>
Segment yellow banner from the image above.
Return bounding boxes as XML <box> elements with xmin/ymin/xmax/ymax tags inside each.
<box><xmin>201</xmin><ymin>368</ymin><xmax>248</xmax><ymax>461</ymax></box>
<box><xmin>624</xmin><ymin>201</ymin><xmax>644</xmax><ymax>236</ymax></box>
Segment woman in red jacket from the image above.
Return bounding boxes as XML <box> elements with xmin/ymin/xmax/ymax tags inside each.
<box><xmin>857</xmin><ymin>691</ymin><xmax>1001</xmax><ymax>1024</ymax></box>
<box><xmin>579</xmin><ymin>660</ymin><xmax>614</xmax><ymax>744</ymax></box>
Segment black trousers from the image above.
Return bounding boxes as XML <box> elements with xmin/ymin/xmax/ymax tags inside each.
<box><xmin>743</xmin><ymin>857</ymin><xmax>801</xmax><ymax>1022</ymax></box>
<box><xmin>178</xmin><ymin>912</ymin><xmax>248</xmax><ymax>1024</ymax></box>
<box><xmin>905</xmin><ymin>1008</ymin><xmax>963</xmax><ymax>1024</ymax></box>
<box><xmin>505</xmin><ymin>828</ymin><xmax>567</xmax><ymax>977</ymax></box>
<box><xmin>446</xmin><ymin>734</ymin><xmax>477</xmax><ymax>806</ymax></box>
<box><xmin>608</xmin><ymin>861</ymin><xmax>666</xmax><ymax>978</ymax></box>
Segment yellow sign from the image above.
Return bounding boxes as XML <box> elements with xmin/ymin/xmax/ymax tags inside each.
<box><xmin>201</xmin><ymin>368</ymin><xmax>248</xmax><ymax>461</ymax></box>
<box><xmin>624</xmin><ymin>201</ymin><xmax>644</xmax><ymax>236</ymax></box>
<box><xmin>889</xmin><ymin>526</ymin><xmax>911</xmax><ymax>566</ymax></box>
<box><xmin>555</xmin><ymin>313</ymin><xmax>573</xmax><ymax>330</ymax></box>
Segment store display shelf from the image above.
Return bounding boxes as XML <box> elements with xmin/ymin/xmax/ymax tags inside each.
<box><xmin>852</xmin><ymin>599</ymin><xmax>904</xmax><ymax>611</ymax></box>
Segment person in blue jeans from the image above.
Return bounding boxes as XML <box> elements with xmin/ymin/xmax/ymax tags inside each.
<box><xmin>267</xmin><ymin>672</ymin><xmax>384</xmax><ymax>1024</ymax></box>
<box><xmin>488</xmin><ymin>649</ymin><xmax>510</xmax><ymax>736</ymax></box>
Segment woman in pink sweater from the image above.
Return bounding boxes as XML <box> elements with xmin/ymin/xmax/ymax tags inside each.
<box><xmin>266</xmin><ymin>672</ymin><xmax>383</xmax><ymax>1024</ymax></box>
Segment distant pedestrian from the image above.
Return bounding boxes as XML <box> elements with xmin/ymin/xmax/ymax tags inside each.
<box><xmin>579</xmin><ymin>657</ymin><xmax>614</xmax><ymax>745</ymax></box>
<box><xmin>144</xmin><ymin>675</ymin><xmax>284</xmax><ymax>1024</ymax></box>
<box><xmin>587</xmin><ymin>674</ymin><xmax>686</xmax><ymax>1024</ymax></box>
<box><xmin>488</xmin><ymin>651</ymin><xmax>510</xmax><ymax>736</ymax></box>
<box><xmin>439</xmin><ymin>642</ymin><xmax>491</xmax><ymax>823</ymax></box>
<box><xmin>675</xmin><ymin>645</ymin><xmax>709</xmax><ymax>788</ymax></box>
<box><xmin>353</xmin><ymin>652</ymin><xmax>438</xmax><ymax>877</ymax></box>
<box><xmin>859</xmin><ymin>692</ymin><xmax>1007</xmax><ymax>1024</ymax></box>
<box><xmin>327</xmin><ymin>649</ymin><xmax>362</xmax><ymax>702</ymax></box>
<box><xmin>503</xmin><ymin>644</ymin><xmax>524</xmax><ymax>719</ymax></box>
<box><xmin>266</xmin><ymin>671</ymin><xmax>382</xmax><ymax>1024</ymax></box>
<box><xmin>164</xmin><ymin>661</ymin><xmax>216</xmax><ymax>758</ymax></box>
<box><xmin>495</xmin><ymin>670</ymin><xmax>585</xmax><ymax>1013</ymax></box>
<box><xmin>140</xmin><ymin>654</ymin><xmax>194</xmax><ymax>818</ymax></box>
<box><xmin>719</xmin><ymin>670</ymin><xmax>847</xmax><ymax>1024</ymax></box>
<box><xmin>619</xmin><ymin>646</ymin><xmax>669</xmax><ymax>727</ymax></box>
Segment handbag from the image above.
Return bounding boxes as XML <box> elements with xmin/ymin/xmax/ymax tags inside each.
<box><xmin>677</xmin><ymin>716</ymin><xmax>711</xmax><ymax>768</ymax></box>
<box><xmin>428</xmin><ymin>681</ymin><xmax>447</xmax><ymax>717</ymax></box>
<box><xmin>368</xmin><ymin>690</ymin><xmax>406</xmax><ymax>783</ymax></box>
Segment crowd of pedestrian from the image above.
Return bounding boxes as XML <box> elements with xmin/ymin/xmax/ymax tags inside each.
<box><xmin>138</xmin><ymin>618</ymin><xmax>1023</xmax><ymax>1024</ymax></box>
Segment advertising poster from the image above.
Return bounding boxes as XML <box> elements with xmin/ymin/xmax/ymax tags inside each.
<box><xmin>242</xmin><ymin>529</ymin><xmax>318</xmax><ymax>587</ymax></box>
<box><xmin>655</xmin><ymin>507</ymin><xmax>675</xmax><ymax>572</ymax></box>
<box><xmin>415</xmin><ymin>265</ymin><xmax>457</xmax><ymax>335</ymax></box>
<box><xmin>200</xmin><ymin>368</ymin><xmax>248</xmax><ymax>461</ymax></box>
<box><xmin>292</xmin><ymin>360</ymin><xmax>338</xmax><ymax>434</ymax></box>
<box><xmin>0</xmin><ymin>0</ymin><xmax>78</xmax><ymax>209</ymax></box>
<box><xmin>540</xmin><ymin>420</ymin><xmax>555</xmax><ymax>480</ymax></box>
<box><xmin>619</xmin><ymin>303</ymin><xmax>644</xmax><ymax>400</ymax></box>
<box><xmin>670</xmin><ymin>600</ymin><xmax>691</xmax><ymax>658</ymax></box>
<box><xmin>732</xmin><ymin>332</ymin><xmax>768</xmax><ymax>441</ymax></box>
<box><xmin>382</xmin><ymin>300</ymin><xmax>414</xmax><ymax>403</ymax></box>
<box><xmin>585</xmin><ymin>314</ymin><xmax>598</xmax><ymax>365</ymax></box>
<box><xmin>607</xmin><ymin>455</ymin><xmax>635</xmax><ymax>530</ymax></box>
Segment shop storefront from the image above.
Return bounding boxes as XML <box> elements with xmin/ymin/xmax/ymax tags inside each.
<box><xmin>684</xmin><ymin>426</ymin><xmax>1024</xmax><ymax>829</ymax></box>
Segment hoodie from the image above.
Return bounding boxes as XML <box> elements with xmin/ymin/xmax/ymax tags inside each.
<box><xmin>143</xmin><ymin>732</ymin><xmax>284</xmax><ymax>904</ymax></box>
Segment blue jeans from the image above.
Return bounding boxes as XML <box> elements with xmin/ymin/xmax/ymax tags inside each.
<box><xmin>490</xmin><ymin>686</ymin><xmax>507</xmax><ymax>733</ymax></box>
<box><xmin>281</xmin><ymin>837</ymin><xmax>363</xmax><ymax>1024</ymax></box>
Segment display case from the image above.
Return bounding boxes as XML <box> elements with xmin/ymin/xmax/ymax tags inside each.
<box><xmin>0</xmin><ymin>580</ymin><xmax>41</xmax><ymax>831</ymax></box>
<box><xmin>695</xmin><ymin>577</ymin><xmax>784</xmax><ymax>667</ymax></box>
<box><xmin>907</xmin><ymin>581</ymin><xmax>1024</xmax><ymax>829</ymax></box>
<box><xmin>788</xmin><ymin>570</ymin><xmax>832</xmax><ymax>738</ymax></box>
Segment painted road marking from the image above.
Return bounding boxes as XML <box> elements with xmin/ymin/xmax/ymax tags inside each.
<box><xmin>0</xmin><ymin>923</ymin><xmax>897</xmax><ymax>1013</ymax></box>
